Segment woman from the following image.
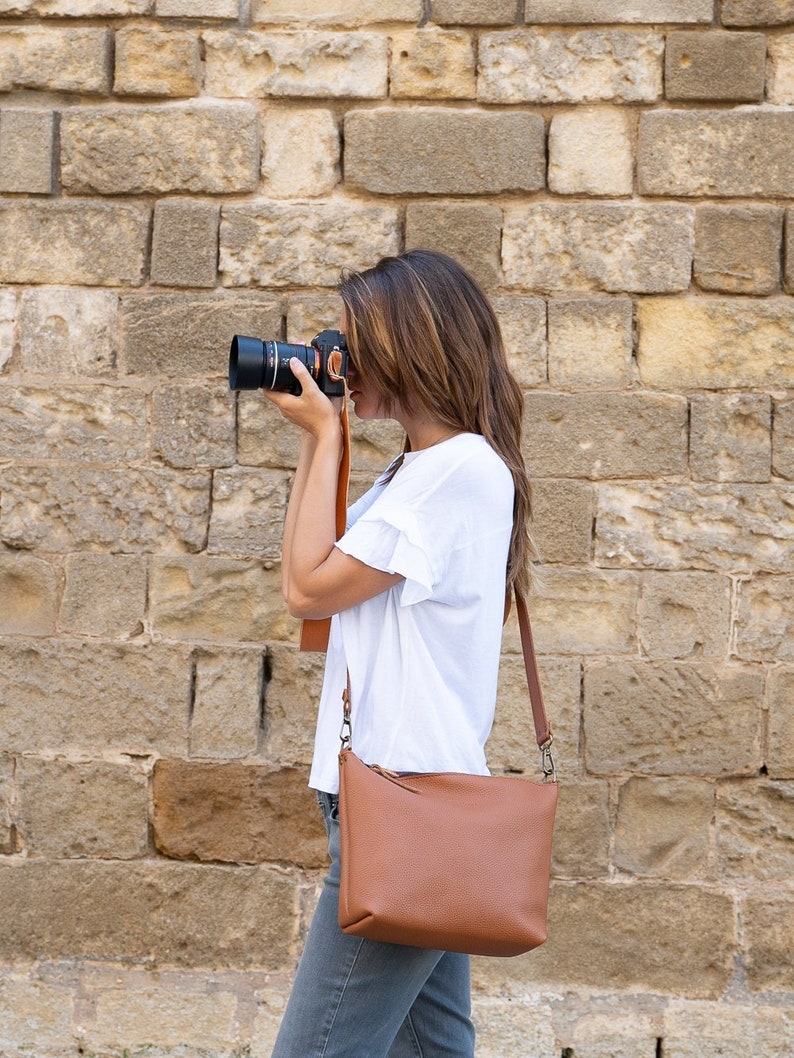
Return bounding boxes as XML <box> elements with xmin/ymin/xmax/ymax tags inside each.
<box><xmin>266</xmin><ymin>250</ymin><xmax>533</xmax><ymax>1058</ymax></box>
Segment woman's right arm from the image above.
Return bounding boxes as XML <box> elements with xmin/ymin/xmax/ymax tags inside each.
<box><xmin>280</xmin><ymin>430</ymin><xmax>318</xmax><ymax>601</ymax></box>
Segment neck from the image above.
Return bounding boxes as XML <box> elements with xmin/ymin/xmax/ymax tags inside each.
<box><xmin>404</xmin><ymin>419</ymin><xmax>462</xmax><ymax>452</ymax></box>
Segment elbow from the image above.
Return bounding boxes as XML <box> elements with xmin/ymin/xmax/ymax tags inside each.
<box><xmin>284</xmin><ymin>586</ymin><xmax>330</xmax><ymax>621</ymax></box>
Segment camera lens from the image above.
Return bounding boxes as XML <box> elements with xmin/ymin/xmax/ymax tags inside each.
<box><xmin>229</xmin><ymin>337</ymin><xmax>320</xmax><ymax>392</ymax></box>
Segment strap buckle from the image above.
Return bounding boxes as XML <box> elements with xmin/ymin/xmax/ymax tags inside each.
<box><xmin>541</xmin><ymin>737</ymin><xmax>557</xmax><ymax>784</ymax></box>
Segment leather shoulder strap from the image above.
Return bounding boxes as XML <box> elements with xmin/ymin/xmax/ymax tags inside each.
<box><xmin>515</xmin><ymin>590</ymin><xmax>552</xmax><ymax>749</ymax></box>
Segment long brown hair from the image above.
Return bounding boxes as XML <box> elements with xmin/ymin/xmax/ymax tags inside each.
<box><xmin>339</xmin><ymin>250</ymin><xmax>535</xmax><ymax>597</ymax></box>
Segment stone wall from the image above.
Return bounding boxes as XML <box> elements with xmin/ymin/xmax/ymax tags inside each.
<box><xmin>1</xmin><ymin>1</ymin><xmax>793</xmax><ymax>1056</ymax></box>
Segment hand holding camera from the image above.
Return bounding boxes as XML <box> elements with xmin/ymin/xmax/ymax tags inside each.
<box><xmin>229</xmin><ymin>330</ymin><xmax>348</xmax><ymax>397</ymax></box>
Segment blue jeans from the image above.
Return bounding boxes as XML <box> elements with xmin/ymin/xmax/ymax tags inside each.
<box><xmin>270</xmin><ymin>791</ymin><xmax>476</xmax><ymax>1058</ymax></box>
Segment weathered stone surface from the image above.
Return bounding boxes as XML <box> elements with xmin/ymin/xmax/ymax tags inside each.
<box><xmin>0</xmin><ymin>640</ymin><xmax>191</xmax><ymax>755</ymax></box>
<box><xmin>345</xmin><ymin>108</ymin><xmax>545</xmax><ymax>195</ymax></box>
<box><xmin>17</xmin><ymin>289</ymin><xmax>119</xmax><ymax>375</ymax></box>
<box><xmin>1</xmin><ymin>0</ymin><xmax>148</xmax><ymax>10</ymax></box>
<box><xmin>121</xmin><ymin>292</ymin><xmax>282</xmax><ymax>377</ymax></box>
<box><xmin>190</xmin><ymin>650</ymin><xmax>263</xmax><ymax>758</ymax></box>
<box><xmin>525</xmin><ymin>0</ymin><xmax>712</xmax><ymax>19</ymax></box>
<box><xmin>263</xmin><ymin>643</ymin><xmax>326</xmax><ymax>763</ymax></box>
<box><xmin>716</xmin><ymin>780</ymin><xmax>794</xmax><ymax>881</ymax></box>
<box><xmin>547</xmin><ymin>998</ymin><xmax>664</xmax><ymax>1058</ymax></box>
<box><xmin>548</xmin><ymin>109</ymin><xmax>633</xmax><ymax>196</ymax></box>
<box><xmin>262</xmin><ymin>107</ymin><xmax>340</xmax><ymax>197</ymax></box>
<box><xmin>639</xmin><ymin>110</ymin><xmax>794</xmax><ymax>197</ymax></box>
<box><xmin>473</xmin><ymin>996</ymin><xmax>559</xmax><ymax>1058</ymax></box>
<box><xmin>207</xmin><ymin>467</ymin><xmax>289</xmax><ymax>560</ymax></box>
<box><xmin>0</xmin><ymin>977</ymin><xmax>74</xmax><ymax>1053</ymax></box>
<box><xmin>0</xmin><ymin>466</ymin><xmax>210</xmax><ymax>553</ymax></box>
<box><xmin>0</xmin><ymin>860</ymin><xmax>296</xmax><ymax>968</ymax></box>
<box><xmin>614</xmin><ymin>777</ymin><xmax>714</xmax><ymax>878</ymax></box>
<box><xmin>252</xmin><ymin>0</ymin><xmax>421</xmax><ymax>22</ymax></box>
<box><xmin>773</xmin><ymin>399</ymin><xmax>794</xmax><ymax>479</ymax></box>
<box><xmin>61</xmin><ymin>103</ymin><xmax>258</xmax><ymax>195</ymax></box>
<box><xmin>0</xmin><ymin>289</ymin><xmax>14</xmax><ymax>373</ymax></box>
<box><xmin>390</xmin><ymin>29</ymin><xmax>476</xmax><ymax>99</ymax></box>
<box><xmin>16</xmin><ymin>759</ymin><xmax>149</xmax><ymax>859</ymax></box>
<box><xmin>596</xmin><ymin>483</ymin><xmax>794</xmax><ymax>574</ymax></box>
<box><xmin>744</xmin><ymin>891</ymin><xmax>794</xmax><ymax>992</ymax></box>
<box><xmin>690</xmin><ymin>393</ymin><xmax>771</xmax><ymax>483</ymax></box>
<box><xmin>220</xmin><ymin>201</ymin><xmax>400</xmax><ymax>287</ymax></box>
<box><xmin>663</xmin><ymin>1000</ymin><xmax>794</xmax><ymax>1058</ymax></box>
<box><xmin>286</xmin><ymin>293</ymin><xmax>343</xmax><ymax>344</ymax></box>
<box><xmin>490</xmin><ymin>296</ymin><xmax>547</xmax><ymax>387</ymax></box>
<box><xmin>735</xmin><ymin>575</ymin><xmax>794</xmax><ymax>663</ymax></box>
<box><xmin>152</xmin><ymin>383</ymin><xmax>236</xmax><ymax>468</ymax></box>
<box><xmin>0</xmin><ymin>385</ymin><xmax>147</xmax><ymax>462</ymax></box>
<box><xmin>0</xmin><ymin>27</ymin><xmax>111</xmax><ymax>93</ymax></box>
<box><xmin>547</xmin><ymin>297</ymin><xmax>633</xmax><ymax>387</ymax></box>
<box><xmin>523</xmin><ymin>392</ymin><xmax>688</xmax><ymax>479</ymax></box>
<box><xmin>722</xmin><ymin>0</ymin><xmax>794</xmax><ymax>25</ymax></box>
<box><xmin>665</xmin><ymin>31</ymin><xmax>765</xmax><ymax>101</ymax></box>
<box><xmin>475</xmin><ymin>881</ymin><xmax>734</xmax><ymax>997</ymax></box>
<box><xmin>768</xmin><ymin>33</ymin><xmax>794</xmax><ymax>104</ymax></box>
<box><xmin>238</xmin><ymin>392</ymin><xmax>302</xmax><ymax>470</ymax></box>
<box><xmin>0</xmin><ymin>553</ymin><xmax>58</xmax><ymax>636</ymax></box>
<box><xmin>149</xmin><ymin>557</ymin><xmax>296</xmax><ymax>644</ymax></box>
<box><xmin>584</xmin><ymin>660</ymin><xmax>762</xmax><ymax>776</ymax></box>
<box><xmin>59</xmin><ymin>554</ymin><xmax>147</xmax><ymax>638</ymax></box>
<box><xmin>527</xmin><ymin>570</ymin><xmax>639</xmax><ymax>656</ymax></box>
<box><xmin>551</xmin><ymin>777</ymin><xmax>610</xmax><ymax>879</ymax></box>
<box><xmin>0</xmin><ymin>755</ymin><xmax>14</xmax><ymax>854</ymax></box>
<box><xmin>638</xmin><ymin>298</ymin><xmax>794</xmax><ymax>389</ymax></box>
<box><xmin>0</xmin><ymin>108</ymin><xmax>54</xmax><ymax>194</ymax></box>
<box><xmin>114</xmin><ymin>27</ymin><xmax>201</xmax><ymax>96</ymax></box>
<box><xmin>478</xmin><ymin>30</ymin><xmax>663</xmax><ymax>104</ymax></box>
<box><xmin>530</xmin><ymin>479</ymin><xmax>594</xmax><ymax>565</ymax></box>
<box><xmin>0</xmin><ymin>203</ymin><xmax>148</xmax><ymax>286</ymax></box>
<box><xmin>503</xmin><ymin>204</ymin><xmax>693</xmax><ymax>293</ymax></box>
<box><xmin>204</xmin><ymin>30</ymin><xmax>387</xmax><ymax>98</ymax></box>
<box><xmin>153</xmin><ymin>761</ymin><xmax>327</xmax><ymax>867</ymax></box>
<box><xmin>695</xmin><ymin>205</ymin><xmax>782</xmax><ymax>295</ymax></box>
<box><xmin>158</xmin><ymin>0</ymin><xmax>237</xmax><ymax>14</ymax></box>
<box><xmin>768</xmin><ymin>668</ymin><xmax>794</xmax><ymax>778</ymax></box>
<box><xmin>637</xmin><ymin>572</ymin><xmax>731</xmax><ymax>659</ymax></box>
<box><xmin>152</xmin><ymin>200</ymin><xmax>219</xmax><ymax>288</ymax></box>
<box><xmin>405</xmin><ymin>202</ymin><xmax>502</xmax><ymax>288</ymax></box>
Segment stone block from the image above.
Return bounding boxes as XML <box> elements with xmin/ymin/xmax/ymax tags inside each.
<box><xmin>773</xmin><ymin>399</ymin><xmax>794</xmax><ymax>479</ymax></box>
<box><xmin>0</xmin><ymin>27</ymin><xmax>111</xmax><ymax>93</ymax></box>
<box><xmin>472</xmin><ymin>996</ymin><xmax>559</xmax><ymax>1058</ymax></box>
<box><xmin>490</xmin><ymin>296</ymin><xmax>547</xmax><ymax>387</ymax></box>
<box><xmin>0</xmin><ymin>288</ymin><xmax>14</xmax><ymax>373</ymax></box>
<box><xmin>263</xmin><ymin>643</ymin><xmax>327</xmax><ymax>763</ymax></box>
<box><xmin>0</xmin><ymin>553</ymin><xmax>58</xmax><ymax>636</ymax></box>
<box><xmin>478</xmin><ymin>29</ymin><xmax>663</xmax><ymax>104</ymax></box>
<box><xmin>153</xmin><ymin>761</ymin><xmax>328</xmax><ymax>868</ymax></box>
<box><xmin>61</xmin><ymin>103</ymin><xmax>258</xmax><ymax>195</ymax></box>
<box><xmin>238</xmin><ymin>392</ymin><xmax>302</xmax><ymax>470</ymax></box>
<box><xmin>190</xmin><ymin>649</ymin><xmax>263</xmax><ymax>758</ymax></box>
<box><xmin>596</xmin><ymin>483</ymin><xmax>794</xmax><ymax>574</ymax></box>
<box><xmin>476</xmin><ymin>881</ymin><xmax>734</xmax><ymax>997</ymax></box>
<box><xmin>523</xmin><ymin>392</ymin><xmax>688</xmax><ymax>479</ymax></box>
<box><xmin>158</xmin><ymin>0</ymin><xmax>237</xmax><ymax>14</ymax></box>
<box><xmin>114</xmin><ymin>27</ymin><xmax>201</xmax><ymax>96</ymax></box>
<box><xmin>204</xmin><ymin>30</ymin><xmax>387</xmax><ymax>98</ymax></box>
<box><xmin>637</xmin><ymin>572</ymin><xmax>731</xmax><ymax>659</ymax></box>
<box><xmin>86</xmin><ymin>986</ymin><xmax>237</xmax><ymax>1054</ymax></box>
<box><xmin>17</xmin><ymin>289</ymin><xmax>119</xmax><ymax>375</ymax></box>
<box><xmin>525</xmin><ymin>0</ymin><xmax>712</xmax><ymax>19</ymax></box>
<box><xmin>744</xmin><ymin>891</ymin><xmax>794</xmax><ymax>992</ymax></box>
<box><xmin>0</xmin><ymin>977</ymin><xmax>74</xmax><ymax>1054</ymax></box>
<box><xmin>60</xmin><ymin>554</ymin><xmax>147</xmax><ymax>638</ymax></box>
<box><xmin>150</xmin><ymin>556</ymin><xmax>296</xmax><ymax>644</ymax></box>
<box><xmin>584</xmin><ymin>660</ymin><xmax>762</xmax><ymax>776</ymax></box>
<box><xmin>735</xmin><ymin>575</ymin><xmax>794</xmax><ymax>663</ymax></box>
<box><xmin>0</xmin><ymin>466</ymin><xmax>210</xmax><ymax>553</ymax></box>
<box><xmin>262</xmin><ymin>107</ymin><xmax>340</xmax><ymax>198</ymax></box>
<box><xmin>614</xmin><ymin>777</ymin><xmax>714</xmax><ymax>878</ymax></box>
<box><xmin>530</xmin><ymin>479</ymin><xmax>594</xmax><ymax>565</ymax></box>
<box><xmin>16</xmin><ymin>759</ymin><xmax>149</xmax><ymax>859</ymax></box>
<box><xmin>0</xmin><ymin>756</ymin><xmax>13</xmax><ymax>854</ymax></box>
<box><xmin>638</xmin><ymin>298</ymin><xmax>794</xmax><ymax>389</ymax></box>
<box><xmin>390</xmin><ymin>29</ymin><xmax>476</xmax><ymax>99</ymax></box>
<box><xmin>785</xmin><ymin>207</ymin><xmax>794</xmax><ymax>293</ymax></box>
<box><xmin>0</xmin><ymin>108</ymin><xmax>54</xmax><ymax>194</ymax></box>
<box><xmin>716</xmin><ymin>780</ymin><xmax>794</xmax><ymax>881</ymax></box>
<box><xmin>665</xmin><ymin>31</ymin><xmax>765</xmax><ymax>101</ymax></box>
<box><xmin>0</xmin><ymin>202</ymin><xmax>148</xmax><ymax>286</ymax></box>
<box><xmin>0</xmin><ymin>640</ymin><xmax>191</xmax><ymax>755</ymax></box>
<box><xmin>220</xmin><ymin>202</ymin><xmax>400</xmax><ymax>287</ymax></box>
<box><xmin>639</xmin><ymin>110</ymin><xmax>794</xmax><ymax>197</ymax></box>
<box><xmin>768</xmin><ymin>33</ymin><xmax>794</xmax><ymax>103</ymax></box>
<box><xmin>690</xmin><ymin>393</ymin><xmax>772</xmax><ymax>483</ymax></box>
<box><xmin>121</xmin><ymin>292</ymin><xmax>282</xmax><ymax>377</ymax></box>
<box><xmin>405</xmin><ymin>202</ymin><xmax>502</xmax><ymax>288</ymax></box>
<box><xmin>3</xmin><ymin>0</ymin><xmax>148</xmax><ymax>10</ymax></box>
<box><xmin>344</xmin><ymin>108</ymin><xmax>545</xmax><ymax>195</ymax></box>
<box><xmin>152</xmin><ymin>382</ymin><xmax>236</xmax><ymax>468</ymax></box>
<box><xmin>695</xmin><ymin>205</ymin><xmax>782</xmax><ymax>295</ymax></box>
<box><xmin>152</xmin><ymin>200</ymin><xmax>219</xmax><ymax>288</ymax></box>
<box><xmin>548</xmin><ymin>297</ymin><xmax>633</xmax><ymax>388</ymax></box>
<box><xmin>663</xmin><ymin>1000</ymin><xmax>794</xmax><ymax>1058</ymax></box>
<box><xmin>503</xmin><ymin>204</ymin><xmax>693</xmax><ymax>294</ymax></box>
<box><xmin>548</xmin><ymin>109</ymin><xmax>633</xmax><ymax>197</ymax></box>
<box><xmin>527</xmin><ymin>570</ymin><xmax>639</xmax><ymax>656</ymax></box>
<box><xmin>207</xmin><ymin>467</ymin><xmax>289</xmax><ymax>560</ymax></box>
<box><xmin>722</xmin><ymin>0</ymin><xmax>794</xmax><ymax>25</ymax></box>
<box><xmin>431</xmin><ymin>0</ymin><xmax>517</xmax><ymax>21</ymax></box>
<box><xmin>0</xmin><ymin>385</ymin><xmax>147</xmax><ymax>462</ymax></box>
<box><xmin>551</xmin><ymin>777</ymin><xmax>610</xmax><ymax>879</ymax></box>
<box><xmin>252</xmin><ymin>0</ymin><xmax>421</xmax><ymax>22</ymax></box>
<box><xmin>768</xmin><ymin>668</ymin><xmax>794</xmax><ymax>778</ymax></box>
<box><xmin>286</xmin><ymin>293</ymin><xmax>343</xmax><ymax>344</ymax></box>
<box><xmin>546</xmin><ymin>998</ymin><xmax>665</xmax><ymax>1058</ymax></box>
<box><xmin>0</xmin><ymin>860</ymin><xmax>296</xmax><ymax>968</ymax></box>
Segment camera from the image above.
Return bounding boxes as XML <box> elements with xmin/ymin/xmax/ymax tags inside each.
<box><xmin>228</xmin><ymin>329</ymin><xmax>348</xmax><ymax>397</ymax></box>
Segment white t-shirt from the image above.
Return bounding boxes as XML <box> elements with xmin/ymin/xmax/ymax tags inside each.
<box><xmin>308</xmin><ymin>432</ymin><xmax>515</xmax><ymax>794</ymax></box>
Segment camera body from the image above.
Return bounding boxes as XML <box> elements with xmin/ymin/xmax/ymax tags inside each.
<box><xmin>229</xmin><ymin>330</ymin><xmax>348</xmax><ymax>397</ymax></box>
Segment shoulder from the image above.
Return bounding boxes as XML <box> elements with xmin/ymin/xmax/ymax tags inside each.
<box><xmin>397</xmin><ymin>434</ymin><xmax>513</xmax><ymax>508</ymax></box>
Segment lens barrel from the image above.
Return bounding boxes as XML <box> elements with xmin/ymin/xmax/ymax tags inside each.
<box><xmin>229</xmin><ymin>337</ymin><xmax>315</xmax><ymax>392</ymax></box>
